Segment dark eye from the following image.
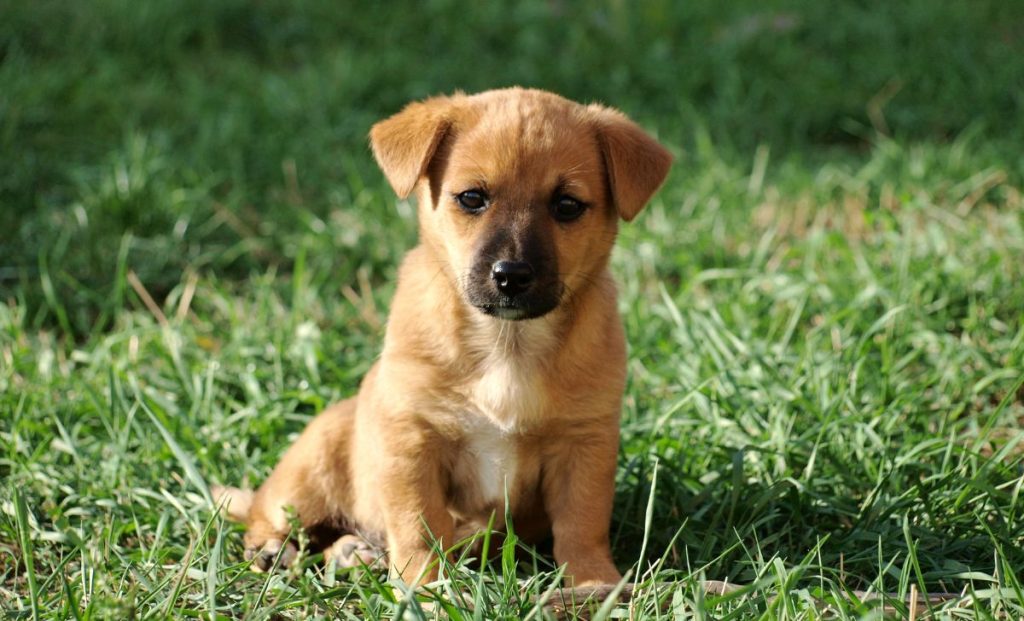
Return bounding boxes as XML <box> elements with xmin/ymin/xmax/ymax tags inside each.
<box><xmin>455</xmin><ymin>190</ymin><xmax>488</xmax><ymax>213</ymax></box>
<box><xmin>552</xmin><ymin>195</ymin><xmax>586</xmax><ymax>222</ymax></box>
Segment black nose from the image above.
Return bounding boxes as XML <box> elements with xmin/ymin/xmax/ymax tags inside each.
<box><xmin>490</xmin><ymin>261</ymin><xmax>535</xmax><ymax>296</ymax></box>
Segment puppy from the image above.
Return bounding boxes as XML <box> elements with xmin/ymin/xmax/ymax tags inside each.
<box><xmin>215</xmin><ymin>88</ymin><xmax>672</xmax><ymax>587</ymax></box>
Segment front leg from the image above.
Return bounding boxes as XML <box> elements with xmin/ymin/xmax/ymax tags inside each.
<box><xmin>377</xmin><ymin>438</ymin><xmax>454</xmax><ymax>585</ymax></box>
<box><xmin>542</xmin><ymin>430</ymin><xmax>622</xmax><ymax>587</ymax></box>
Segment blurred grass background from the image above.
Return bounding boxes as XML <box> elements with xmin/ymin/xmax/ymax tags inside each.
<box><xmin>3</xmin><ymin>0</ymin><xmax>1022</xmax><ymax>335</ymax></box>
<box><xmin>3</xmin><ymin>0</ymin><xmax>1024</xmax><ymax>617</ymax></box>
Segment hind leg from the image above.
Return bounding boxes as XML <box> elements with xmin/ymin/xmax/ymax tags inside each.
<box><xmin>242</xmin><ymin>399</ymin><xmax>358</xmax><ymax>571</ymax></box>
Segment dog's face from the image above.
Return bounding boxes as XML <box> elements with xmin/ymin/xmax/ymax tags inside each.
<box><xmin>428</xmin><ymin>94</ymin><xmax>616</xmax><ymax>320</ymax></box>
<box><xmin>370</xmin><ymin>88</ymin><xmax>672</xmax><ymax>320</ymax></box>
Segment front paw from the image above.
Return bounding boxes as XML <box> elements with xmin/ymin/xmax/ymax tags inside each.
<box><xmin>324</xmin><ymin>534</ymin><xmax>386</xmax><ymax>570</ymax></box>
<box><xmin>243</xmin><ymin>538</ymin><xmax>297</xmax><ymax>572</ymax></box>
<box><xmin>564</xmin><ymin>562</ymin><xmax>622</xmax><ymax>588</ymax></box>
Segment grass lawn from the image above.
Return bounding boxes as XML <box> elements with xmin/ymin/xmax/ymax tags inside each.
<box><xmin>3</xmin><ymin>0</ymin><xmax>1024</xmax><ymax>618</ymax></box>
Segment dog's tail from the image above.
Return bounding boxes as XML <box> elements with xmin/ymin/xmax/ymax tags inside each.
<box><xmin>211</xmin><ymin>485</ymin><xmax>254</xmax><ymax>522</ymax></box>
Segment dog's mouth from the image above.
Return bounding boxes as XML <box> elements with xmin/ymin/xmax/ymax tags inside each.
<box><xmin>469</xmin><ymin>287</ymin><xmax>562</xmax><ymax>321</ymax></box>
<box><xmin>475</xmin><ymin>301</ymin><xmax>554</xmax><ymax>321</ymax></box>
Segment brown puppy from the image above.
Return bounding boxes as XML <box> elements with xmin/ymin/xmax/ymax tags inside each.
<box><xmin>215</xmin><ymin>88</ymin><xmax>672</xmax><ymax>587</ymax></box>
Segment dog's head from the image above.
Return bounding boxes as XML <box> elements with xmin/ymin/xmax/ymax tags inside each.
<box><xmin>370</xmin><ymin>88</ymin><xmax>671</xmax><ymax>321</ymax></box>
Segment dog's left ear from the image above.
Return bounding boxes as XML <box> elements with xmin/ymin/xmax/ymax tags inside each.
<box><xmin>589</xmin><ymin>106</ymin><xmax>673</xmax><ymax>221</ymax></box>
<box><xmin>370</xmin><ymin>96</ymin><xmax>453</xmax><ymax>199</ymax></box>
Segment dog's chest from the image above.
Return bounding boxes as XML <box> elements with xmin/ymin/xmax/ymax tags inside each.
<box><xmin>470</xmin><ymin>356</ymin><xmax>545</xmax><ymax>430</ymax></box>
<box><xmin>453</xmin><ymin>417</ymin><xmax>519</xmax><ymax>508</ymax></box>
<box><xmin>464</xmin><ymin>319</ymin><xmax>554</xmax><ymax>429</ymax></box>
<box><xmin>451</xmin><ymin>361</ymin><xmax>538</xmax><ymax>507</ymax></box>
<box><xmin>451</xmin><ymin>321</ymin><xmax>554</xmax><ymax>510</ymax></box>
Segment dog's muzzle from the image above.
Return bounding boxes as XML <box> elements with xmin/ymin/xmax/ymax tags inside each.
<box><xmin>466</xmin><ymin>260</ymin><xmax>559</xmax><ymax>320</ymax></box>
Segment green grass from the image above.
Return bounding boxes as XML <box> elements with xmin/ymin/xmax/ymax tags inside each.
<box><xmin>2</xmin><ymin>0</ymin><xmax>1024</xmax><ymax>618</ymax></box>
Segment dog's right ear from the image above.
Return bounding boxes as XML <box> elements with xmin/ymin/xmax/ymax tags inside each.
<box><xmin>369</xmin><ymin>96</ymin><xmax>453</xmax><ymax>199</ymax></box>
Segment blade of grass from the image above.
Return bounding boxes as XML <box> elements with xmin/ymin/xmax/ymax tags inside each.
<box><xmin>14</xmin><ymin>489</ymin><xmax>41</xmax><ymax>621</ymax></box>
<box><xmin>134</xmin><ymin>381</ymin><xmax>213</xmax><ymax>505</ymax></box>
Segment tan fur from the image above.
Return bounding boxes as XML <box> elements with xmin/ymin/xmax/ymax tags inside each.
<box><xmin>216</xmin><ymin>88</ymin><xmax>672</xmax><ymax>586</ymax></box>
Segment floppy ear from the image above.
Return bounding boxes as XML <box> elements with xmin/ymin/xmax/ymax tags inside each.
<box><xmin>589</xmin><ymin>106</ymin><xmax>673</xmax><ymax>221</ymax></box>
<box><xmin>369</xmin><ymin>96</ymin><xmax>453</xmax><ymax>198</ymax></box>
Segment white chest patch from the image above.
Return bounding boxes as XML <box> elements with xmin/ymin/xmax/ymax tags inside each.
<box><xmin>466</xmin><ymin>317</ymin><xmax>555</xmax><ymax>431</ymax></box>
<box><xmin>462</xmin><ymin>418</ymin><xmax>518</xmax><ymax>504</ymax></box>
<box><xmin>471</xmin><ymin>356</ymin><xmax>545</xmax><ymax>431</ymax></box>
<box><xmin>457</xmin><ymin>318</ymin><xmax>555</xmax><ymax>505</ymax></box>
